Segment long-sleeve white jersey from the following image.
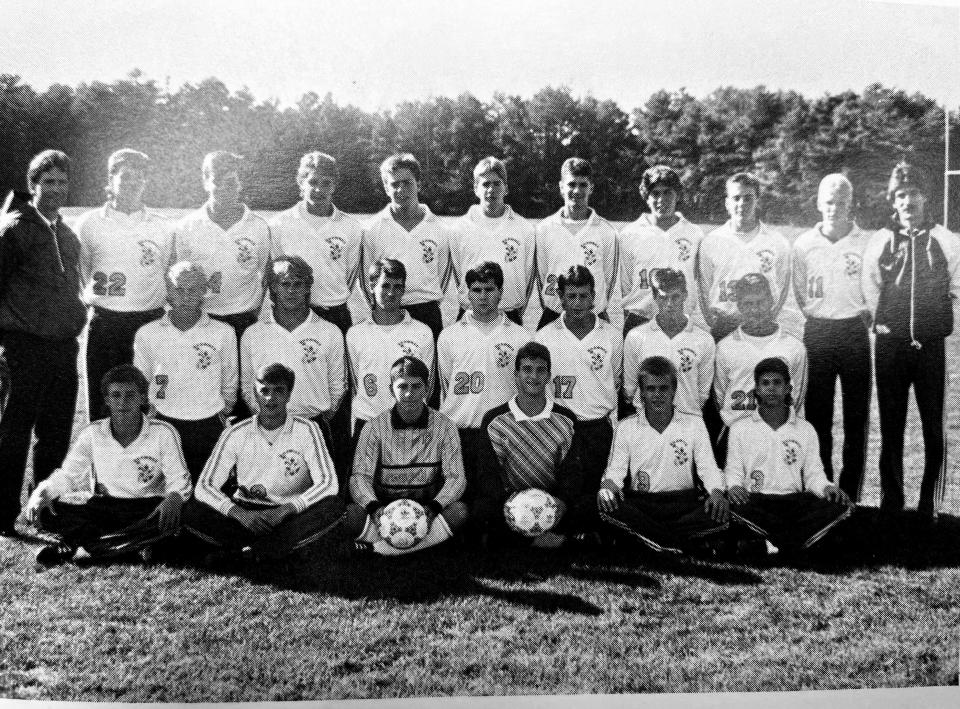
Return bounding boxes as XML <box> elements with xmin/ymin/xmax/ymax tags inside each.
<box><xmin>269</xmin><ymin>203</ymin><xmax>363</xmax><ymax>308</ymax></box>
<box><xmin>725</xmin><ymin>409</ymin><xmax>830</xmax><ymax>496</ymax></box>
<box><xmin>196</xmin><ymin>415</ymin><xmax>337</xmax><ymax>515</ymax></box>
<box><xmin>134</xmin><ymin>312</ymin><xmax>238</xmax><ymax>420</ymax></box>
<box><xmin>618</xmin><ymin>213</ymin><xmax>704</xmax><ymax>319</ymax></box>
<box><xmin>361</xmin><ymin>204</ymin><xmax>453</xmax><ymax>306</ymax></box>
<box><xmin>792</xmin><ymin>223</ymin><xmax>872</xmax><ymax>319</ymax></box>
<box><xmin>623</xmin><ymin>318</ymin><xmax>715</xmax><ymax>415</ymax></box>
<box><xmin>697</xmin><ymin>221</ymin><xmax>792</xmax><ymax>318</ymax></box>
<box><xmin>602</xmin><ymin>411</ymin><xmax>723</xmax><ymax>494</ymax></box>
<box><xmin>437</xmin><ymin>312</ymin><xmax>531</xmax><ymax>429</ymax></box>
<box><xmin>75</xmin><ymin>204</ymin><xmax>174</xmax><ymax>312</ymax></box>
<box><xmin>714</xmin><ymin>326</ymin><xmax>807</xmax><ymax>427</ymax></box>
<box><xmin>346</xmin><ymin>312</ymin><xmax>435</xmax><ymax>423</ymax></box>
<box><xmin>240</xmin><ymin>309</ymin><xmax>346</xmax><ymax>419</ymax></box>
<box><xmin>36</xmin><ymin>416</ymin><xmax>191</xmax><ymax>501</ymax></box>
<box><xmin>171</xmin><ymin>205</ymin><xmax>271</xmax><ymax>316</ymax></box>
<box><xmin>535</xmin><ymin>209</ymin><xmax>619</xmax><ymax>315</ymax></box>
<box><xmin>450</xmin><ymin>205</ymin><xmax>536</xmax><ymax>313</ymax></box>
<box><xmin>534</xmin><ymin>316</ymin><xmax>623</xmax><ymax>421</ymax></box>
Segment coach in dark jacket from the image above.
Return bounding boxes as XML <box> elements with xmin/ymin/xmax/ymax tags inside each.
<box><xmin>862</xmin><ymin>162</ymin><xmax>960</xmax><ymax>522</ymax></box>
<box><xmin>0</xmin><ymin>150</ymin><xmax>86</xmax><ymax>536</ymax></box>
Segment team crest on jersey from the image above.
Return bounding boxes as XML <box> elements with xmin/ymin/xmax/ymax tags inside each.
<box><xmin>670</xmin><ymin>439</ymin><xmax>689</xmax><ymax>466</ymax></box>
<box><xmin>587</xmin><ymin>346</ymin><xmax>607</xmax><ymax>372</ymax></box>
<box><xmin>280</xmin><ymin>449</ymin><xmax>307</xmax><ymax>478</ymax></box>
<box><xmin>194</xmin><ymin>343</ymin><xmax>216</xmax><ymax>370</ymax></box>
<box><xmin>494</xmin><ymin>343</ymin><xmax>515</xmax><ymax>368</ymax></box>
<box><xmin>327</xmin><ymin>235</ymin><xmax>345</xmax><ymax>261</ymax></box>
<box><xmin>134</xmin><ymin>456</ymin><xmax>159</xmax><ymax>484</ymax></box>
<box><xmin>398</xmin><ymin>340</ymin><xmax>419</xmax><ymax>357</ymax></box>
<box><xmin>635</xmin><ymin>470</ymin><xmax>650</xmax><ymax>492</ymax></box>
<box><xmin>749</xmin><ymin>469</ymin><xmax>764</xmax><ymax>492</ymax></box>
<box><xmin>757</xmin><ymin>249</ymin><xmax>775</xmax><ymax>274</ymax></box>
<box><xmin>782</xmin><ymin>439</ymin><xmax>802</xmax><ymax>466</ymax></box>
<box><xmin>675</xmin><ymin>237</ymin><xmax>692</xmax><ymax>262</ymax></box>
<box><xmin>235</xmin><ymin>237</ymin><xmax>256</xmax><ymax>267</ymax></box>
<box><xmin>676</xmin><ymin>347</ymin><xmax>696</xmax><ymax>373</ymax></box>
<box><xmin>844</xmin><ymin>252</ymin><xmax>862</xmax><ymax>278</ymax></box>
<box><xmin>138</xmin><ymin>240</ymin><xmax>160</xmax><ymax>268</ymax></box>
<box><xmin>300</xmin><ymin>338</ymin><xmax>321</xmax><ymax>364</ymax></box>
<box><xmin>502</xmin><ymin>237</ymin><xmax>520</xmax><ymax>263</ymax></box>
<box><xmin>580</xmin><ymin>241</ymin><xmax>599</xmax><ymax>266</ymax></box>
<box><xmin>419</xmin><ymin>238</ymin><xmax>438</xmax><ymax>264</ymax></box>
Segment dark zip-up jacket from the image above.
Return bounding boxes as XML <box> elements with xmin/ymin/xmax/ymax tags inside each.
<box><xmin>0</xmin><ymin>191</ymin><xmax>86</xmax><ymax>340</ymax></box>
<box><xmin>862</xmin><ymin>217</ymin><xmax>960</xmax><ymax>344</ymax></box>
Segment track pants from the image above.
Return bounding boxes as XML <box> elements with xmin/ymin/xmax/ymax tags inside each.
<box><xmin>600</xmin><ymin>488</ymin><xmax>728</xmax><ymax>553</ymax></box>
<box><xmin>40</xmin><ymin>495</ymin><xmax>168</xmax><ymax>554</ymax></box>
<box><xmin>731</xmin><ymin>493</ymin><xmax>852</xmax><ymax>551</ymax></box>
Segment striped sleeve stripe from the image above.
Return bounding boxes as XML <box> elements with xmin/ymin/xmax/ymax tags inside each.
<box><xmin>298</xmin><ymin>417</ymin><xmax>336</xmax><ymax>509</ymax></box>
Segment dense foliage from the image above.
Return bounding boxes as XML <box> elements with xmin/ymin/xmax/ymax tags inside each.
<box><xmin>0</xmin><ymin>71</ymin><xmax>956</xmax><ymax>227</ymax></box>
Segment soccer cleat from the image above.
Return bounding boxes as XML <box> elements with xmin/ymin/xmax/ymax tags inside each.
<box><xmin>138</xmin><ymin>545</ymin><xmax>155</xmax><ymax>564</ymax></box>
<box><xmin>35</xmin><ymin>542</ymin><xmax>76</xmax><ymax>568</ymax></box>
<box><xmin>353</xmin><ymin>541</ymin><xmax>374</xmax><ymax>557</ymax></box>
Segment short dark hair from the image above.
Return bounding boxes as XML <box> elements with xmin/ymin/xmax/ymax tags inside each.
<box><xmin>202</xmin><ymin>151</ymin><xmax>243</xmax><ymax>179</ymax></box>
<box><xmin>637</xmin><ymin>355</ymin><xmax>677</xmax><ymax>389</ymax></box>
<box><xmin>515</xmin><ymin>341</ymin><xmax>551</xmax><ymax>372</ymax></box>
<box><xmin>100</xmin><ymin>364</ymin><xmax>149</xmax><ymax>407</ymax></box>
<box><xmin>733</xmin><ymin>272</ymin><xmax>772</xmax><ymax>303</ymax></box>
<box><xmin>754</xmin><ymin>357</ymin><xmax>792</xmax><ymax>406</ymax></box>
<box><xmin>256</xmin><ymin>362</ymin><xmax>295</xmax><ymax>391</ymax></box>
<box><xmin>390</xmin><ymin>355</ymin><xmax>430</xmax><ymax>385</ymax></box>
<box><xmin>465</xmin><ymin>261</ymin><xmax>504</xmax><ymax>290</ymax></box>
<box><xmin>560</xmin><ymin>157</ymin><xmax>592</xmax><ymax>180</ymax></box>
<box><xmin>650</xmin><ymin>268</ymin><xmax>687</xmax><ymax>298</ymax></box>
<box><xmin>556</xmin><ymin>264</ymin><xmax>595</xmax><ymax>295</ymax></box>
<box><xmin>368</xmin><ymin>257</ymin><xmax>407</xmax><ymax>286</ymax></box>
<box><xmin>266</xmin><ymin>255</ymin><xmax>314</xmax><ymax>291</ymax></box>
<box><xmin>380</xmin><ymin>153</ymin><xmax>422</xmax><ymax>183</ymax></box>
<box><xmin>887</xmin><ymin>161</ymin><xmax>929</xmax><ymax>202</ymax></box>
<box><xmin>27</xmin><ymin>149</ymin><xmax>70</xmax><ymax>187</ymax></box>
<box><xmin>639</xmin><ymin>165</ymin><xmax>683</xmax><ymax>201</ymax></box>
<box><xmin>297</xmin><ymin>151</ymin><xmax>339</xmax><ymax>182</ymax></box>
<box><xmin>726</xmin><ymin>172</ymin><xmax>760</xmax><ymax>197</ymax></box>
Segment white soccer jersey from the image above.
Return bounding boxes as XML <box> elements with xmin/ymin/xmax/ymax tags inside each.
<box><xmin>361</xmin><ymin>204</ymin><xmax>453</xmax><ymax>306</ymax></box>
<box><xmin>792</xmin><ymin>223</ymin><xmax>872</xmax><ymax>320</ymax></box>
<box><xmin>725</xmin><ymin>409</ymin><xmax>830</xmax><ymax>496</ymax></box>
<box><xmin>75</xmin><ymin>204</ymin><xmax>174</xmax><ymax>312</ymax></box>
<box><xmin>618</xmin><ymin>213</ymin><xmax>704</xmax><ymax>319</ymax></box>
<box><xmin>450</xmin><ymin>205</ymin><xmax>536</xmax><ymax>313</ymax></box>
<box><xmin>603</xmin><ymin>411</ymin><xmax>724</xmax><ymax>494</ymax></box>
<box><xmin>240</xmin><ymin>310</ymin><xmax>346</xmax><ymax>419</ymax></box>
<box><xmin>714</xmin><ymin>326</ymin><xmax>807</xmax><ymax>427</ymax></box>
<box><xmin>535</xmin><ymin>209</ymin><xmax>619</xmax><ymax>315</ymax></box>
<box><xmin>269</xmin><ymin>203</ymin><xmax>363</xmax><ymax>308</ymax></box>
<box><xmin>196</xmin><ymin>415</ymin><xmax>336</xmax><ymax>515</ymax></box>
<box><xmin>437</xmin><ymin>312</ymin><xmax>531</xmax><ymax>429</ymax></box>
<box><xmin>172</xmin><ymin>205</ymin><xmax>271</xmax><ymax>316</ymax></box>
<box><xmin>134</xmin><ymin>313</ymin><xmax>238</xmax><ymax>420</ymax></box>
<box><xmin>37</xmin><ymin>416</ymin><xmax>191</xmax><ymax>501</ymax></box>
<box><xmin>534</xmin><ymin>316</ymin><xmax>623</xmax><ymax>421</ymax></box>
<box><xmin>623</xmin><ymin>317</ymin><xmax>715</xmax><ymax>416</ymax></box>
<box><xmin>346</xmin><ymin>312</ymin><xmax>435</xmax><ymax>423</ymax></box>
<box><xmin>697</xmin><ymin>221</ymin><xmax>792</xmax><ymax>318</ymax></box>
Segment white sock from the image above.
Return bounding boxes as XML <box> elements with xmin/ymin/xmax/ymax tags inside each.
<box><xmin>357</xmin><ymin>515</ymin><xmax>382</xmax><ymax>544</ymax></box>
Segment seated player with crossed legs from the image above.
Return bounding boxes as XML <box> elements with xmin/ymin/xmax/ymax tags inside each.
<box><xmin>346</xmin><ymin>356</ymin><xmax>468</xmax><ymax>556</ymax></box>
<box><xmin>726</xmin><ymin>357</ymin><xmax>852</xmax><ymax>558</ymax></box>
<box><xmin>475</xmin><ymin>342</ymin><xmax>595</xmax><ymax>549</ymax></box>
<box><xmin>183</xmin><ymin>363</ymin><xmax>344</xmax><ymax>564</ymax></box>
<box><xmin>25</xmin><ymin>364</ymin><xmax>191</xmax><ymax>567</ymax></box>
<box><xmin>598</xmin><ymin>356</ymin><xmax>728</xmax><ymax>554</ymax></box>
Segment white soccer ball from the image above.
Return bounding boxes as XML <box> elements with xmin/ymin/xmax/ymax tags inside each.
<box><xmin>378</xmin><ymin>498</ymin><xmax>430</xmax><ymax>550</ymax></box>
<box><xmin>503</xmin><ymin>488</ymin><xmax>559</xmax><ymax>537</ymax></box>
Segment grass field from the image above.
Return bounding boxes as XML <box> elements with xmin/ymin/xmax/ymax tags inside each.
<box><xmin>0</xmin><ymin>210</ymin><xmax>957</xmax><ymax>700</ymax></box>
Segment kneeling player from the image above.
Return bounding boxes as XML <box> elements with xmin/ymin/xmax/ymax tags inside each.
<box><xmin>346</xmin><ymin>356</ymin><xmax>468</xmax><ymax>555</ymax></box>
<box><xmin>183</xmin><ymin>363</ymin><xmax>344</xmax><ymax>562</ymax></box>
<box><xmin>25</xmin><ymin>364</ymin><xmax>191</xmax><ymax>566</ymax></box>
<box><xmin>475</xmin><ymin>342</ymin><xmax>595</xmax><ymax>548</ymax></box>
<box><xmin>726</xmin><ymin>357</ymin><xmax>852</xmax><ymax>556</ymax></box>
<box><xmin>598</xmin><ymin>356</ymin><xmax>727</xmax><ymax>553</ymax></box>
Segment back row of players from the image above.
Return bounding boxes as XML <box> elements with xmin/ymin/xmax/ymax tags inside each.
<box><xmin>2</xmin><ymin>147</ymin><xmax>958</xmax><ymax>562</ymax></box>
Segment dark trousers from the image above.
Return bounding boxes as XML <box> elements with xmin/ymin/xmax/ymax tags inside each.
<box><xmin>731</xmin><ymin>493</ymin><xmax>852</xmax><ymax>551</ymax></box>
<box><xmin>405</xmin><ymin>300</ymin><xmax>443</xmax><ymax>341</ymax></box>
<box><xmin>156</xmin><ymin>413</ymin><xmax>225</xmax><ymax>484</ymax></box>
<box><xmin>703</xmin><ymin>391</ymin><xmax>728</xmax><ymax>468</ymax></box>
<box><xmin>457</xmin><ymin>307</ymin><xmax>523</xmax><ymax>327</ymax></box>
<box><xmin>537</xmin><ymin>307</ymin><xmax>561</xmax><ymax>330</ymax></box>
<box><xmin>310</xmin><ymin>302</ymin><xmax>352</xmax><ymax>334</ymax></box>
<box><xmin>459</xmin><ymin>427</ymin><xmax>484</xmax><ymax>502</ymax></box>
<box><xmin>874</xmin><ymin>335</ymin><xmax>947</xmax><ymax>515</ymax></box>
<box><xmin>574</xmin><ymin>417</ymin><xmax>614</xmax><ymax>494</ymax></box>
<box><xmin>622</xmin><ymin>311</ymin><xmax>650</xmax><ymax>338</ymax></box>
<box><xmin>41</xmin><ymin>495</ymin><xmax>167</xmax><ymax>553</ymax></box>
<box><xmin>310</xmin><ymin>303</ymin><xmax>353</xmax><ymax>485</ymax></box>
<box><xmin>803</xmin><ymin>316</ymin><xmax>871</xmax><ymax>501</ymax></box>
<box><xmin>209</xmin><ymin>309</ymin><xmax>258</xmax><ymax>419</ymax></box>
<box><xmin>182</xmin><ymin>495</ymin><xmax>346</xmax><ymax>558</ymax></box>
<box><xmin>86</xmin><ymin>307</ymin><xmax>164</xmax><ymax>420</ymax></box>
<box><xmin>601</xmin><ymin>489</ymin><xmax>728</xmax><ymax>552</ymax></box>
<box><xmin>0</xmin><ymin>332</ymin><xmax>79</xmax><ymax>529</ymax></box>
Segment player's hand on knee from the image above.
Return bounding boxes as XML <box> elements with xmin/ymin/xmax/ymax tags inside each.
<box><xmin>157</xmin><ymin>493</ymin><xmax>184</xmax><ymax>533</ymax></box>
<box><xmin>705</xmin><ymin>489</ymin><xmax>729</xmax><ymax>523</ymax></box>
<box><xmin>727</xmin><ymin>485</ymin><xmax>749</xmax><ymax>507</ymax></box>
<box><xmin>822</xmin><ymin>485</ymin><xmax>849</xmax><ymax>507</ymax></box>
<box><xmin>597</xmin><ymin>487</ymin><xmax>621</xmax><ymax>513</ymax></box>
<box><xmin>25</xmin><ymin>487</ymin><xmax>55</xmax><ymax>525</ymax></box>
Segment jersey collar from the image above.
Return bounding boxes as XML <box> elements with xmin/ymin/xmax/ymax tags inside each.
<box><xmin>508</xmin><ymin>396</ymin><xmax>554</xmax><ymax>422</ymax></box>
<box><xmin>647</xmin><ymin>315</ymin><xmax>693</xmax><ymax>335</ymax></box>
<box><xmin>750</xmin><ymin>407</ymin><xmax>797</xmax><ymax>426</ymax></box>
<box><xmin>466</xmin><ymin>204</ymin><xmax>516</xmax><ymax>222</ymax></box>
<box><xmin>390</xmin><ymin>405</ymin><xmax>431</xmax><ymax>429</ymax></box>
<box><xmin>297</xmin><ymin>201</ymin><xmax>343</xmax><ymax>222</ymax></box>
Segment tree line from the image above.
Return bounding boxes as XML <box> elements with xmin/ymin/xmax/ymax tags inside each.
<box><xmin>0</xmin><ymin>70</ymin><xmax>956</xmax><ymax>227</ymax></box>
